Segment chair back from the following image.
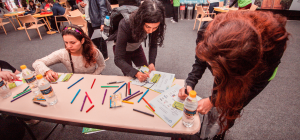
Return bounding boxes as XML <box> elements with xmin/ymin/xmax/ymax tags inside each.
<box><xmin>219</xmin><ymin>2</ymin><xmax>224</xmax><ymax>7</ymax></box>
<box><xmin>60</xmin><ymin>0</ymin><xmax>67</xmax><ymax>3</ymax></box>
<box><xmin>17</xmin><ymin>7</ymin><xmax>25</xmax><ymax>12</ymax></box>
<box><xmin>202</xmin><ymin>3</ymin><xmax>210</xmax><ymax>13</ymax></box>
<box><xmin>196</xmin><ymin>6</ymin><xmax>205</xmax><ymax>17</ymax></box>
<box><xmin>68</xmin><ymin>15</ymin><xmax>86</xmax><ymax>26</ymax></box>
<box><xmin>69</xmin><ymin>9</ymin><xmax>83</xmax><ymax>17</ymax></box>
<box><xmin>249</xmin><ymin>4</ymin><xmax>258</xmax><ymax>11</ymax></box>
<box><xmin>18</xmin><ymin>15</ymin><xmax>37</xmax><ymax>24</ymax></box>
<box><xmin>111</xmin><ymin>4</ymin><xmax>119</xmax><ymax>9</ymax></box>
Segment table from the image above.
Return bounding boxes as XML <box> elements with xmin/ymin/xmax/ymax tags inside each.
<box><xmin>0</xmin><ymin>74</ymin><xmax>201</xmax><ymax>138</ymax></box>
<box><xmin>3</xmin><ymin>11</ymin><xmax>25</xmax><ymax>30</ymax></box>
<box><xmin>33</xmin><ymin>13</ymin><xmax>56</xmax><ymax>34</ymax></box>
<box><xmin>214</xmin><ymin>7</ymin><xmax>238</xmax><ymax>13</ymax></box>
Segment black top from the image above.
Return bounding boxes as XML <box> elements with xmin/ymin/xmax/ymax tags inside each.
<box><xmin>0</xmin><ymin>60</ymin><xmax>16</xmax><ymax>73</ymax></box>
<box><xmin>114</xmin><ymin>19</ymin><xmax>158</xmax><ymax>78</ymax></box>
<box><xmin>186</xmin><ymin>23</ymin><xmax>284</xmax><ymax>107</ymax></box>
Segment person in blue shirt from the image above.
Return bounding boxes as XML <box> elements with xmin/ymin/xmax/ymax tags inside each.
<box><xmin>49</xmin><ymin>2</ymin><xmax>67</xmax><ymax>31</ymax></box>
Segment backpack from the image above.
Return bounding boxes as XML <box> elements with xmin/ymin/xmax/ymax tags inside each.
<box><xmin>106</xmin><ymin>5</ymin><xmax>139</xmax><ymax>41</ymax></box>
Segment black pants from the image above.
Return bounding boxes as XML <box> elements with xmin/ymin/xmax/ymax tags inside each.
<box><xmin>50</xmin><ymin>16</ymin><xmax>68</xmax><ymax>31</ymax></box>
<box><xmin>209</xmin><ymin>2</ymin><xmax>219</xmax><ymax>13</ymax></box>
<box><xmin>172</xmin><ymin>6</ymin><xmax>179</xmax><ymax>22</ymax></box>
<box><xmin>88</xmin><ymin>22</ymin><xmax>108</xmax><ymax>59</ymax></box>
<box><xmin>68</xmin><ymin>0</ymin><xmax>76</xmax><ymax>11</ymax></box>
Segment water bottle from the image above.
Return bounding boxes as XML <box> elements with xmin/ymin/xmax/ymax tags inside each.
<box><xmin>182</xmin><ymin>90</ymin><xmax>198</xmax><ymax>127</ymax></box>
<box><xmin>103</xmin><ymin>15</ymin><xmax>110</xmax><ymax>36</ymax></box>
<box><xmin>0</xmin><ymin>78</ymin><xmax>12</xmax><ymax>99</ymax></box>
<box><xmin>36</xmin><ymin>74</ymin><xmax>58</xmax><ymax>105</ymax></box>
<box><xmin>20</xmin><ymin>65</ymin><xmax>39</xmax><ymax>97</ymax></box>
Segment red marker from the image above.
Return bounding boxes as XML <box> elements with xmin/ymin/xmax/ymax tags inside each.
<box><xmin>85</xmin><ymin>92</ymin><xmax>92</xmax><ymax>103</ymax></box>
<box><xmin>86</xmin><ymin>105</ymin><xmax>94</xmax><ymax>113</ymax></box>
<box><xmin>91</xmin><ymin>78</ymin><xmax>96</xmax><ymax>89</ymax></box>
<box><xmin>128</xmin><ymin>82</ymin><xmax>130</xmax><ymax>95</ymax></box>
<box><xmin>142</xmin><ymin>98</ymin><xmax>155</xmax><ymax>112</ymax></box>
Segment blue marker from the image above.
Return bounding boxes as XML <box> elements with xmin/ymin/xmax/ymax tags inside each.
<box><xmin>113</xmin><ymin>83</ymin><xmax>126</xmax><ymax>94</ymax></box>
<box><xmin>68</xmin><ymin>77</ymin><xmax>84</xmax><ymax>89</ymax></box>
<box><xmin>137</xmin><ymin>89</ymin><xmax>149</xmax><ymax>103</ymax></box>
<box><xmin>71</xmin><ymin>89</ymin><xmax>81</xmax><ymax>104</ymax></box>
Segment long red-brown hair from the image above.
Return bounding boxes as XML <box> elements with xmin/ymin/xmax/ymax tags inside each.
<box><xmin>196</xmin><ymin>11</ymin><xmax>289</xmax><ymax>133</ymax></box>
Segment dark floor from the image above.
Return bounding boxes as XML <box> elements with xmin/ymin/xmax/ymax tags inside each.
<box><xmin>0</xmin><ymin>17</ymin><xmax>299</xmax><ymax>140</ymax></box>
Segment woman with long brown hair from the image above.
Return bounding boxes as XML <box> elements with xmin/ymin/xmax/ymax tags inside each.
<box><xmin>178</xmin><ymin>11</ymin><xmax>289</xmax><ymax>139</ymax></box>
<box><xmin>33</xmin><ymin>25</ymin><xmax>106</xmax><ymax>82</ymax></box>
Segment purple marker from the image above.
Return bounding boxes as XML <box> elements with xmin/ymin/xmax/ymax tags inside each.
<box><xmin>11</xmin><ymin>91</ymin><xmax>32</xmax><ymax>102</ymax></box>
<box><xmin>102</xmin><ymin>89</ymin><xmax>107</xmax><ymax>105</ymax></box>
<box><xmin>123</xmin><ymin>90</ymin><xmax>140</xmax><ymax>100</ymax></box>
<box><xmin>80</xmin><ymin>95</ymin><xmax>87</xmax><ymax>112</ymax></box>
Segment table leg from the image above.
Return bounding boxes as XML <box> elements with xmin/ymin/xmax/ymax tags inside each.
<box><xmin>15</xmin><ymin>15</ymin><xmax>25</xmax><ymax>30</ymax></box>
<box><xmin>45</xmin><ymin>16</ymin><xmax>56</xmax><ymax>34</ymax></box>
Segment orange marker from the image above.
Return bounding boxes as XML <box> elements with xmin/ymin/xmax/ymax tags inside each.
<box><xmin>86</xmin><ymin>105</ymin><xmax>94</xmax><ymax>113</ymax></box>
<box><xmin>142</xmin><ymin>98</ymin><xmax>155</xmax><ymax>112</ymax></box>
<box><xmin>85</xmin><ymin>92</ymin><xmax>92</xmax><ymax>103</ymax></box>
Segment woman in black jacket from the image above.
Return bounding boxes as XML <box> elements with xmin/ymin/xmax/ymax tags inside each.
<box><xmin>114</xmin><ymin>0</ymin><xmax>166</xmax><ymax>82</ymax></box>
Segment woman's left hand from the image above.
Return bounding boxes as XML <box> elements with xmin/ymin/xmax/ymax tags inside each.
<box><xmin>148</xmin><ymin>63</ymin><xmax>156</xmax><ymax>73</ymax></box>
<box><xmin>197</xmin><ymin>98</ymin><xmax>213</xmax><ymax>115</ymax></box>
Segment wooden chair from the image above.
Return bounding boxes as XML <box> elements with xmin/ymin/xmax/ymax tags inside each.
<box><xmin>0</xmin><ymin>17</ymin><xmax>17</xmax><ymax>35</ymax></box>
<box><xmin>68</xmin><ymin>9</ymin><xmax>83</xmax><ymax>17</ymax></box>
<box><xmin>17</xmin><ymin>15</ymin><xmax>50</xmax><ymax>40</ymax></box>
<box><xmin>249</xmin><ymin>4</ymin><xmax>258</xmax><ymax>11</ymax></box>
<box><xmin>193</xmin><ymin>6</ymin><xmax>215</xmax><ymax>31</ymax></box>
<box><xmin>55</xmin><ymin>8</ymin><xmax>70</xmax><ymax>33</ymax></box>
<box><xmin>67</xmin><ymin>15</ymin><xmax>87</xmax><ymax>34</ymax></box>
<box><xmin>111</xmin><ymin>4</ymin><xmax>119</xmax><ymax>9</ymax></box>
<box><xmin>34</xmin><ymin>8</ymin><xmax>40</xmax><ymax>14</ymax></box>
<box><xmin>59</xmin><ymin>0</ymin><xmax>68</xmax><ymax>8</ymax></box>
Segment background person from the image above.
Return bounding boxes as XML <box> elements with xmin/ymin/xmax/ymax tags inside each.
<box><xmin>33</xmin><ymin>25</ymin><xmax>106</xmax><ymax>82</ymax></box>
<box><xmin>114</xmin><ymin>0</ymin><xmax>166</xmax><ymax>82</ymax></box>
<box><xmin>178</xmin><ymin>11</ymin><xmax>289</xmax><ymax>139</ymax></box>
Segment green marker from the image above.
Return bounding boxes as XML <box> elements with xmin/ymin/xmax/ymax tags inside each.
<box><xmin>13</xmin><ymin>89</ymin><xmax>32</xmax><ymax>99</ymax></box>
<box><xmin>101</xmin><ymin>86</ymin><xmax>119</xmax><ymax>88</ymax></box>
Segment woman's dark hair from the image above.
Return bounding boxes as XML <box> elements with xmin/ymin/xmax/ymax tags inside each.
<box><xmin>130</xmin><ymin>0</ymin><xmax>166</xmax><ymax>46</ymax></box>
<box><xmin>196</xmin><ymin>11</ymin><xmax>289</xmax><ymax>133</ymax></box>
<box><xmin>62</xmin><ymin>25</ymin><xmax>97</xmax><ymax>68</ymax></box>
<box><xmin>29</xmin><ymin>1</ymin><xmax>36</xmax><ymax>11</ymax></box>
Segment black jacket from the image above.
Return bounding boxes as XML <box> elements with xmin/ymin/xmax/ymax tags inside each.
<box><xmin>89</xmin><ymin>0</ymin><xmax>108</xmax><ymax>27</ymax></box>
<box><xmin>114</xmin><ymin>19</ymin><xmax>158</xmax><ymax>78</ymax></box>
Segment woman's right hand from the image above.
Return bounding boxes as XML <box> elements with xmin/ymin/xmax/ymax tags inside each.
<box><xmin>0</xmin><ymin>71</ymin><xmax>19</xmax><ymax>82</ymax></box>
<box><xmin>178</xmin><ymin>86</ymin><xmax>193</xmax><ymax>100</ymax></box>
<box><xmin>135</xmin><ymin>72</ymin><xmax>149</xmax><ymax>82</ymax></box>
<box><xmin>45</xmin><ymin>70</ymin><xmax>58</xmax><ymax>82</ymax></box>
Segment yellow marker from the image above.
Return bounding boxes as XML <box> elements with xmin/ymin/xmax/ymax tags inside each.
<box><xmin>122</xmin><ymin>100</ymin><xmax>134</xmax><ymax>104</ymax></box>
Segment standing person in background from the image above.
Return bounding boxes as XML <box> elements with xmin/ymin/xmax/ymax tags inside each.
<box><xmin>114</xmin><ymin>0</ymin><xmax>166</xmax><ymax>82</ymax></box>
<box><xmin>178</xmin><ymin>11</ymin><xmax>289</xmax><ymax>140</ymax></box>
<box><xmin>170</xmin><ymin>0</ymin><xmax>179</xmax><ymax>23</ymax></box>
<box><xmin>229</xmin><ymin>0</ymin><xmax>252</xmax><ymax>9</ymax></box>
<box><xmin>208</xmin><ymin>0</ymin><xmax>220</xmax><ymax>13</ymax></box>
<box><xmin>88</xmin><ymin>0</ymin><xmax>108</xmax><ymax>60</ymax></box>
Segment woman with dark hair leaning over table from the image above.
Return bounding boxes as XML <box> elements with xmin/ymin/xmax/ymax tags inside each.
<box><xmin>114</xmin><ymin>0</ymin><xmax>166</xmax><ymax>82</ymax></box>
<box><xmin>177</xmin><ymin>11</ymin><xmax>289</xmax><ymax>140</ymax></box>
<box><xmin>33</xmin><ymin>25</ymin><xmax>106</xmax><ymax>82</ymax></box>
